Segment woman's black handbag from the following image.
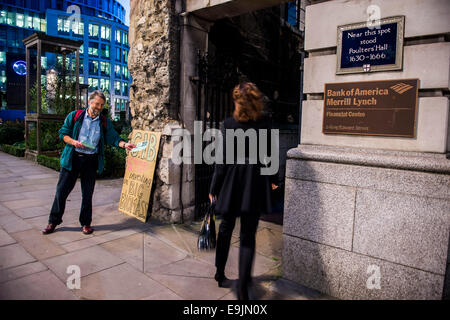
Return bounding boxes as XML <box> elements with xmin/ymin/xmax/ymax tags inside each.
<box><xmin>197</xmin><ymin>201</ymin><xmax>217</xmax><ymax>250</ymax></box>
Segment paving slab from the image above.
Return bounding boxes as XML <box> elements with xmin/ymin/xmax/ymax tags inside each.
<box><xmin>143</xmin><ymin>233</ymin><xmax>188</xmax><ymax>273</ymax></box>
<box><xmin>0</xmin><ymin>213</ymin><xmax>33</xmax><ymax>233</ymax></box>
<box><xmin>11</xmin><ymin>229</ymin><xmax>67</xmax><ymax>260</ymax></box>
<box><xmin>141</xmin><ymin>290</ymin><xmax>183</xmax><ymax>300</ymax></box>
<box><xmin>100</xmin><ymin>233</ymin><xmax>144</xmax><ymax>271</ymax></box>
<box><xmin>42</xmin><ymin>245</ymin><xmax>124</xmax><ymax>282</ymax></box>
<box><xmin>147</xmin><ymin>272</ymin><xmax>231</xmax><ymax>300</ymax></box>
<box><xmin>0</xmin><ymin>261</ymin><xmax>48</xmax><ymax>284</ymax></box>
<box><xmin>75</xmin><ymin>263</ymin><xmax>170</xmax><ymax>300</ymax></box>
<box><xmin>0</xmin><ymin>243</ymin><xmax>36</xmax><ymax>270</ymax></box>
<box><xmin>12</xmin><ymin>206</ymin><xmax>51</xmax><ymax>219</ymax></box>
<box><xmin>0</xmin><ymin>270</ymin><xmax>78</xmax><ymax>300</ymax></box>
<box><xmin>0</xmin><ymin>228</ymin><xmax>16</xmax><ymax>246</ymax></box>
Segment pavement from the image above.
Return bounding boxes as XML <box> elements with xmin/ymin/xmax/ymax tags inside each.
<box><xmin>0</xmin><ymin>151</ymin><xmax>329</xmax><ymax>300</ymax></box>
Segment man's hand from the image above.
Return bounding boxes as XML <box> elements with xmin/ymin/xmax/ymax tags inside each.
<box><xmin>72</xmin><ymin>140</ymin><xmax>84</xmax><ymax>149</ymax></box>
<box><xmin>122</xmin><ymin>142</ymin><xmax>136</xmax><ymax>151</ymax></box>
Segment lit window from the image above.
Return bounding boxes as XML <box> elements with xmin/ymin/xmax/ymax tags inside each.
<box><xmin>122</xmin><ymin>82</ymin><xmax>128</xmax><ymax>96</ymax></box>
<box><xmin>7</xmin><ymin>11</ymin><xmax>15</xmax><ymax>26</ymax></box>
<box><xmin>115</xmin><ymin>30</ymin><xmax>120</xmax><ymax>42</ymax></box>
<box><xmin>33</xmin><ymin>16</ymin><xmax>40</xmax><ymax>31</ymax></box>
<box><xmin>0</xmin><ymin>51</ymin><xmax>5</xmax><ymax>64</ymax></box>
<box><xmin>115</xmin><ymin>81</ymin><xmax>121</xmax><ymax>95</ymax></box>
<box><xmin>100</xmin><ymin>61</ymin><xmax>110</xmax><ymax>76</ymax></box>
<box><xmin>123</xmin><ymin>49</ymin><xmax>128</xmax><ymax>63</ymax></box>
<box><xmin>89</xmin><ymin>77</ymin><xmax>99</xmax><ymax>90</ymax></box>
<box><xmin>115</xmin><ymin>65</ymin><xmax>121</xmax><ymax>78</ymax></box>
<box><xmin>100</xmin><ymin>78</ymin><xmax>110</xmax><ymax>92</ymax></box>
<box><xmin>41</xmin><ymin>56</ymin><xmax>47</xmax><ymax>69</ymax></box>
<box><xmin>122</xmin><ymin>32</ymin><xmax>128</xmax><ymax>46</ymax></box>
<box><xmin>26</xmin><ymin>15</ymin><xmax>32</xmax><ymax>28</ymax></box>
<box><xmin>16</xmin><ymin>13</ymin><xmax>24</xmax><ymax>28</ymax></box>
<box><xmin>73</xmin><ymin>21</ymin><xmax>84</xmax><ymax>36</ymax></box>
<box><xmin>0</xmin><ymin>11</ymin><xmax>6</xmax><ymax>24</ymax></box>
<box><xmin>88</xmin><ymin>43</ymin><xmax>98</xmax><ymax>56</ymax></box>
<box><xmin>89</xmin><ymin>23</ymin><xmax>99</xmax><ymax>37</ymax></box>
<box><xmin>100</xmin><ymin>25</ymin><xmax>111</xmax><ymax>40</ymax></box>
<box><xmin>40</xmin><ymin>17</ymin><xmax>46</xmax><ymax>32</ymax></box>
<box><xmin>122</xmin><ymin>66</ymin><xmax>128</xmax><ymax>79</ymax></box>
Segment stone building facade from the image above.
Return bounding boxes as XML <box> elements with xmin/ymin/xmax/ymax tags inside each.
<box><xmin>283</xmin><ymin>0</ymin><xmax>450</xmax><ymax>299</ymax></box>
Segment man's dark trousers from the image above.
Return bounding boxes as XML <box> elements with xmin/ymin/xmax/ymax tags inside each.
<box><xmin>49</xmin><ymin>152</ymin><xmax>98</xmax><ymax>227</ymax></box>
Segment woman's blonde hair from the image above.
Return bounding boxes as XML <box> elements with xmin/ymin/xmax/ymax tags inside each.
<box><xmin>232</xmin><ymin>82</ymin><xmax>264</xmax><ymax>122</ymax></box>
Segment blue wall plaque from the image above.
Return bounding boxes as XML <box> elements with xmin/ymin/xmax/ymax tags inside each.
<box><xmin>336</xmin><ymin>16</ymin><xmax>404</xmax><ymax>74</ymax></box>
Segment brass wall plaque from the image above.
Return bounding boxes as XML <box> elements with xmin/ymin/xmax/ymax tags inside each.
<box><xmin>323</xmin><ymin>79</ymin><xmax>418</xmax><ymax>137</ymax></box>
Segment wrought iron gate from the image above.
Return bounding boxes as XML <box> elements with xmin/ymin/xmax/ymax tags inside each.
<box><xmin>191</xmin><ymin>50</ymin><xmax>241</xmax><ymax>220</ymax></box>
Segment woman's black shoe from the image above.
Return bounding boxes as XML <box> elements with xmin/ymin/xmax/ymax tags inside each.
<box><xmin>214</xmin><ymin>273</ymin><xmax>231</xmax><ymax>288</ymax></box>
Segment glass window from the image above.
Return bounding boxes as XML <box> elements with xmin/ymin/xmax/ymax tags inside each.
<box><xmin>115</xmin><ymin>30</ymin><xmax>120</xmax><ymax>43</ymax></box>
<box><xmin>41</xmin><ymin>56</ymin><xmax>47</xmax><ymax>69</ymax></box>
<box><xmin>89</xmin><ymin>77</ymin><xmax>99</xmax><ymax>90</ymax></box>
<box><xmin>122</xmin><ymin>82</ymin><xmax>128</xmax><ymax>96</ymax></box>
<box><xmin>115</xmin><ymin>47</ymin><xmax>121</xmax><ymax>62</ymax></box>
<box><xmin>100</xmin><ymin>61</ymin><xmax>110</xmax><ymax>76</ymax></box>
<box><xmin>88</xmin><ymin>43</ymin><xmax>98</xmax><ymax>56</ymax></box>
<box><xmin>26</xmin><ymin>15</ymin><xmax>33</xmax><ymax>28</ymax></box>
<box><xmin>79</xmin><ymin>76</ymin><xmax>84</xmax><ymax>84</ymax></box>
<box><xmin>89</xmin><ymin>60</ymin><xmax>98</xmax><ymax>74</ymax></box>
<box><xmin>101</xmin><ymin>44</ymin><xmax>110</xmax><ymax>58</ymax></box>
<box><xmin>0</xmin><ymin>11</ymin><xmax>6</xmax><ymax>24</ymax></box>
<box><xmin>33</xmin><ymin>15</ymin><xmax>40</xmax><ymax>31</ymax></box>
<box><xmin>40</xmin><ymin>17</ymin><xmax>46</xmax><ymax>32</ymax></box>
<box><xmin>114</xmin><ymin>81</ymin><xmax>121</xmax><ymax>95</ymax></box>
<box><xmin>79</xmin><ymin>58</ymin><xmax>84</xmax><ymax>73</ymax></box>
<box><xmin>7</xmin><ymin>11</ymin><xmax>15</xmax><ymax>26</ymax></box>
<box><xmin>114</xmin><ymin>65</ymin><xmax>121</xmax><ymax>78</ymax></box>
<box><xmin>100</xmin><ymin>78</ymin><xmax>110</xmax><ymax>92</ymax></box>
<box><xmin>115</xmin><ymin>98</ymin><xmax>120</xmax><ymax>112</ymax></box>
<box><xmin>0</xmin><ymin>51</ymin><xmax>5</xmax><ymax>65</ymax></box>
<box><xmin>100</xmin><ymin>25</ymin><xmax>111</xmax><ymax>40</ymax></box>
<box><xmin>123</xmin><ymin>49</ymin><xmax>128</xmax><ymax>63</ymax></box>
<box><xmin>73</xmin><ymin>21</ymin><xmax>84</xmax><ymax>36</ymax></box>
<box><xmin>16</xmin><ymin>13</ymin><xmax>24</xmax><ymax>28</ymax></box>
<box><xmin>122</xmin><ymin>66</ymin><xmax>129</xmax><ymax>79</ymax></box>
<box><xmin>122</xmin><ymin>32</ymin><xmax>128</xmax><ymax>46</ymax></box>
<box><xmin>89</xmin><ymin>23</ymin><xmax>99</xmax><ymax>37</ymax></box>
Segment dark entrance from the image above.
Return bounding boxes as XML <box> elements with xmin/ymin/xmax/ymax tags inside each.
<box><xmin>192</xmin><ymin>4</ymin><xmax>304</xmax><ymax>223</ymax></box>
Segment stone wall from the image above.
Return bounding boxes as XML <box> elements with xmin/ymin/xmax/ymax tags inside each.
<box><xmin>128</xmin><ymin>0</ymin><xmax>195</xmax><ymax>223</ymax></box>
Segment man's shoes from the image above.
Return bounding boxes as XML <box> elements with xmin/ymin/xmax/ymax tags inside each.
<box><xmin>42</xmin><ymin>223</ymin><xmax>57</xmax><ymax>235</ymax></box>
<box><xmin>82</xmin><ymin>226</ymin><xmax>94</xmax><ymax>235</ymax></box>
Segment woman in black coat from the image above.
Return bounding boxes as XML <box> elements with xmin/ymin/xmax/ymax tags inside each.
<box><xmin>209</xmin><ymin>82</ymin><xmax>278</xmax><ymax>300</ymax></box>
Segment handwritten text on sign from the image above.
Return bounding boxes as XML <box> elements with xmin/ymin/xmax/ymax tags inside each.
<box><xmin>118</xmin><ymin>130</ymin><xmax>161</xmax><ymax>222</ymax></box>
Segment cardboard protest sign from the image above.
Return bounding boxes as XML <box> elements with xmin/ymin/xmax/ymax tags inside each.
<box><xmin>118</xmin><ymin>130</ymin><xmax>161</xmax><ymax>222</ymax></box>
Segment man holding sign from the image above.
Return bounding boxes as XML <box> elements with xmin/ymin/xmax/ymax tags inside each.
<box><xmin>42</xmin><ymin>90</ymin><xmax>136</xmax><ymax>235</ymax></box>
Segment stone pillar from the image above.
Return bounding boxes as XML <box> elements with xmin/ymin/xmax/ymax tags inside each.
<box><xmin>128</xmin><ymin>0</ymin><xmax>195</xmax><ymax>222</ymax></box>
<box><xmin>283</xmin><ymin>0</ymin><xmax>450</xmax><ymax>299</ymax></box>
